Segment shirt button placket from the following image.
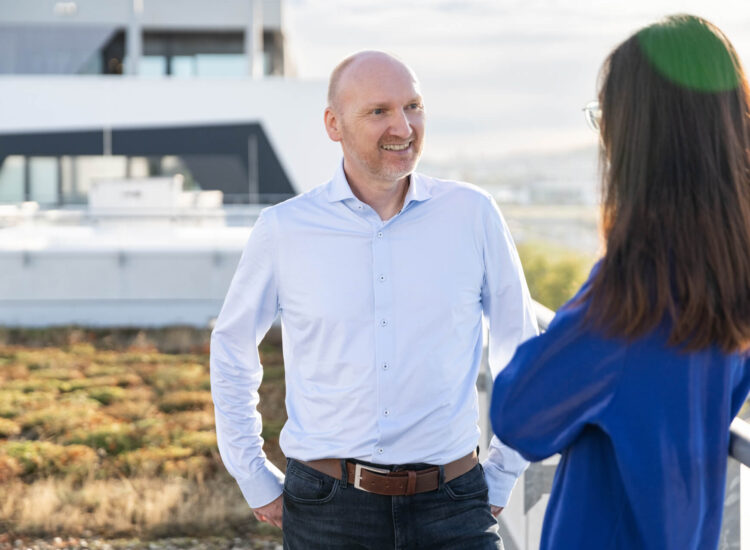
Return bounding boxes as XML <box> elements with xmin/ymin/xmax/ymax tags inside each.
<box><xmin>372</xmin><ymin>225</ymin><xmax>394</xmax><ymax>459</ymax></box>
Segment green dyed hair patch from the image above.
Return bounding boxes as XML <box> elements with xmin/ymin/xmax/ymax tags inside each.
<box><xmin>637</xmin><ymin>14</ymin><xmax>740</xmax><ymax>92</ymax></box>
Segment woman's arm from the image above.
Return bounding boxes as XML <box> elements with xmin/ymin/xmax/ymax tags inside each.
<box><xmin>490</xmin><ymin>305</ymin><xmax>627</xmax><ymax>462</ymax></box>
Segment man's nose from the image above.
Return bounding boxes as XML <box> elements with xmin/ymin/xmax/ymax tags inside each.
<box><xmin>389</xmin><ymin>109</ymin><xmax>412</xmax><ymax>138</ymax></box>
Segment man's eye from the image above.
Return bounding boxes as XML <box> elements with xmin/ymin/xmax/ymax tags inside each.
<box><xmin>372</xmin><ymin>108</ymin><xmax>384</xmax><ymax>115</ymax></box>
<box><xmin>409</xmin><ymin>103</ymin><xmax>422</xmax><ymax>110</ymax></box>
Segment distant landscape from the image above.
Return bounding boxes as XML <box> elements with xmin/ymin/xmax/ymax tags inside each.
<box><xmin>422</xmin><ymin>145</ymin><xmax>602</xmax><ymax>256</ymax></box>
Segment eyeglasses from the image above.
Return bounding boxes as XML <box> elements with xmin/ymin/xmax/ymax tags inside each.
<box><xmin>583</xmin><ymin>100</ymin><xmax>601</xmax><ymax>131</ymax></box>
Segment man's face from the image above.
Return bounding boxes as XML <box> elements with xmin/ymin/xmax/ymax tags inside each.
<box><xmin>328</xmin><ymin>57</ymin><xmax>425</xmax><ymax>187</ymax></box>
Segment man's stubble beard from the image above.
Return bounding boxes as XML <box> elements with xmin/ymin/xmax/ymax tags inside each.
<box><xmin>342</xmin><ymin>138</ymin><xmax>422</xmax><ymax>185</ymax></box>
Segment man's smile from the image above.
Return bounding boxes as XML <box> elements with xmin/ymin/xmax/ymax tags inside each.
<box><xmin>380</xmin><ymin>141</ymin><xmax>413</xmax><ymax>152</ymax></box>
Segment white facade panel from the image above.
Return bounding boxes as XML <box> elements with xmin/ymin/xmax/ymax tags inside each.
<box><xmin>0</xmin><ymin>0</ymin><xmax>130</xmax><ymax>24</ymax></box>
<box><xmin>0</xmin><ymin>301</ymin><xmax>225</xmax><ymax>327</ymax></box>
<box><xmin>0</xmin><ymin>247</ymin><xmax>242</xmax><ymax>326</ymax></box>
<box><xmin>0</xmin><ymin>76</ymin><xmax>340</xmax><ymax>194</ymax></box>
<box><xmin>0</xmin><ymin>0</ymin><xmax>281</xmax><ymax>30</ymax></box>
<box><xmin>0</xmin><ymin>221</ymin><xmax>249</xmax><ymax>327</ymax></box>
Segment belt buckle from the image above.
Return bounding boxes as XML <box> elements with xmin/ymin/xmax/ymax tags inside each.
<box><xmin>353</xmin><ymin>463</ymin><xmax>390</xmax><ymax>492</ymax></box>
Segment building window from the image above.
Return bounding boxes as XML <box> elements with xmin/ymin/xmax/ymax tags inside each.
<box><xmin>28</xmin><ymin>157</ymin><xmax>59</xmax><ymax>205</ymax></box>
<box><xmin>142</xmin><ymin>31</ymin><xmax>246</xmax><ymax>77</ymax></box>
<box><xmin>194</xmin><ymin>54</ymin><xmax>246</xmax><ymax>77</ymax></box>
<box><xmin>0</xmin><ymin>156</ymin><xmax>25</xmax><ymax>203</ymax></box>
<box><xmin>101</xmin><ymin>30</ymin><xmax>126</xmax><ymax>75</ymax></box>
<box><xmin>139</xmin><ymin>56</ymin><xmax>168</xmax><ymax>77</ymax></box>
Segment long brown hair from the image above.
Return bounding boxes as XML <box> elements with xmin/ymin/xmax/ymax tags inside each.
<box><xmin>585</xmin><ymin>14</ymin><xmax>750</xmax><ymax>352</ymax></box>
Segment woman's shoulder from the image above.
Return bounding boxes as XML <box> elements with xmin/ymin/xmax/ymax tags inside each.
<box><xmin>544</xmin><ymin>260</ymin><xmax>600</xmax><ymax>333</ymax></box>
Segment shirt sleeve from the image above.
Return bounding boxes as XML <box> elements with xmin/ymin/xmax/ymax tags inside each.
<box><xmin>478</xmin><ymin>196</ymin><xmax>539</xmax><ymax>507</ymax></box>
<box><xmin>490</xmin><ymin>304</ymin><xmax>626</xmax><ymax>463</ymax></box>
<box><xmin>210</xmin><ymin>210</ymin><xmax>284</xmax><ymax>509</ymax></box>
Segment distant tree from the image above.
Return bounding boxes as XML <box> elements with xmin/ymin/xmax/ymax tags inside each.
<box><xmin>517</xmin><ymin>242</ymin><xmax>595</xmax><ymax>311</ymax></box>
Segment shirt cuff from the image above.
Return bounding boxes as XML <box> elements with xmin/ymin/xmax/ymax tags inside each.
<box><xmin>482</xmin><ymin>459</ymin><xmax>520</xmax><ymax>508</ymax></box>
<box><xmin>236</xmin><ymin>459</ymin><xmax>285</xmax><ymax>509</ymax></box>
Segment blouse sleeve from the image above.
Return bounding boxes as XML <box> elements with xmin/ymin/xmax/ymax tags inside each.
<box><xmin>490</xmin><ymin>303</ymin><xmax>627</xmax><ymax>462</ymax></box>
<box><xmin>730</xmin><ymin>355</ymin><xmax>750</xmax><ymax>418</ymax></box>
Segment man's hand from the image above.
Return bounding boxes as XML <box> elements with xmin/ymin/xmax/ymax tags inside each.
<box><xmin>253</xmin><ymin>495</ymin><xmax>283</xmax><ymax>529</ymax></box>
<box><xmin>491</xmin><ymin>506</ymin><xmax>504</xmax><ymax>517</ymax></box>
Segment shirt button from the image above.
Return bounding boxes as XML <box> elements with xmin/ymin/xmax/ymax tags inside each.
<box><xmin>380</xmin><ymin>319</ymin><xmax>388</xmax><ymax>327</ymax></box>
<box><xmin>378</xmin><ymin>274</ymin><xmax>386</xmax><ymax>282</ymax></box>
<box><xmin>382</xmin><ymin>362</ymin><xmax>389</xmax><ymax>370</ymax></box>
<box><xmin>377</xmin><ymin>231</ymin><xmax>383</xmax><ymax>238</ymax></box>
<box><xmin>378</xmin><ymin>448</ymin><xmax>384</xmax><ymax>454</ymax></box>
<box><xmin>383</xmin><ymin>409</ymin><xmax>390</xmax><ymax>416</ymax></box>
<box><xmin>357</xmin><ymin>205</ymin><xmax>363</xmax><ymax>210</ymax></box>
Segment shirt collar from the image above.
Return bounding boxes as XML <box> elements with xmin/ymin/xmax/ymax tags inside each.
<box><xmin>326</xmin><ymin>159</ymin><xmax>432</xmax><ymax>206</ymax></box>
<box><xmin>402</xmin><ymin>170</ymin><xmax>432</xmax><ymax>207</ymax></box>
<box><xmin>326</xmin><ymin>160</ymin><xmax>357</xmax><ymax>203</ymax></box>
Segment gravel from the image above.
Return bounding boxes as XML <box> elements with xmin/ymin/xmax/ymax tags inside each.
<box><xmin>0</xmin><ymin>537</ymin><xmax>282</xmax><ymax>550</ymax></box>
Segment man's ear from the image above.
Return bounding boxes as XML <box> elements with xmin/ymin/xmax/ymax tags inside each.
<box><xmin>324</xmin><ymin>107</ymin><xmax>342</xmax><ymax>142</ymax></box>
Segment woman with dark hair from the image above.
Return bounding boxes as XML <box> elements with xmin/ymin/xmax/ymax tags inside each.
<box><xmin>490</xmin><ymin>14</ymin><xmax>750</xmax><ymax>549</ymax></box>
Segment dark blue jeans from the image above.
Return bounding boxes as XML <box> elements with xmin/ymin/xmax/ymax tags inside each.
<box><xmin>282</xmin><ymin>458</ymin><xmax>503</xmax><ymax>550</ymax></box>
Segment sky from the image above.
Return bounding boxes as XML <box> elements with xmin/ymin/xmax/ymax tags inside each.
<box><xmin>283</xmin><ymin>0</ymin><xmax>750</xmax><ymax>164</ymax></box>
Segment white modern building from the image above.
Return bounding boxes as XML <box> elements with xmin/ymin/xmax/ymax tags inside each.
<box><xmin>0</xmin><ymin>0</ymin><xmax>339</xmax><ymax>328</ymax></box>
<box><xmin>0</xmin><ymin>0</ymin><xmax>338</xmax><ymax>206</ymax></box>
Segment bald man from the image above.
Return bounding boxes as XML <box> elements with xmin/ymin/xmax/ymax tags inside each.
<box><xmin>211</xmin><ymin>51</ymin><xmax>537</xmax><ymax>549</ymax></box>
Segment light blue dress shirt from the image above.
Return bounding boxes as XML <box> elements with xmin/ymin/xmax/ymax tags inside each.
<box><xmin>210</xmin><ymin>162</ymin><xmax>538</xmax><ymax>509</ymax></box>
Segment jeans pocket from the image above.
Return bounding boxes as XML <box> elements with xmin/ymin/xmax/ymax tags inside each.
<box><xmin>283</xmin><ymin>460</ymin><xmax>340</xmax><ymax>504</ymax></box>
<box><xmin>443</xmin><ymin>463</ymin><xmax>489</xmax><ymax>501</ymax></box>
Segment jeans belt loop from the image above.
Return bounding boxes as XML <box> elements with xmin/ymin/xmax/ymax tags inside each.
<box><xmin>405</xmin><ymin>470</ymin><xmax>417</xmax><ymax>496</ymax></box>
<box><xmin>339</xmin><ymin>458</ymin><xmax>348</xmax><ymax>488</ymax></box>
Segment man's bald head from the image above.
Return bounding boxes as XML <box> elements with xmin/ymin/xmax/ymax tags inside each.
<box><xmin>322</xmin><ymin>50</ymin><xmax>425</xmax><ymax>188</ymax></box>
<box><xmin>326</xmin><ymin>51</ymin><xmax>419</xmax><ymax>112</ymax></box>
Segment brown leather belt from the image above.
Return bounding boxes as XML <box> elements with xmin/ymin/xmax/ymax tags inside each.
<box><xmin>297</xmin><ymin>450</ymin><xmax>478</xmax><ymax>496</ymax></box>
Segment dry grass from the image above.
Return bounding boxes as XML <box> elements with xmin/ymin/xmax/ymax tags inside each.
<box><xmin>0</xmin><ymin>338</ymin><xmax>287</xmax><ymax>541</ymax></box>
<box><xmin>0</xmin><ymin>476</ymin><xmax>271</xmax><ymax>538</ymax></box>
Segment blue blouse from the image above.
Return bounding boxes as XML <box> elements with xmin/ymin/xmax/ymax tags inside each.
<box><xmin>491</xmin><ymin>272</ymin><xmax>750</xmax><ymax>550</ymax></box>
